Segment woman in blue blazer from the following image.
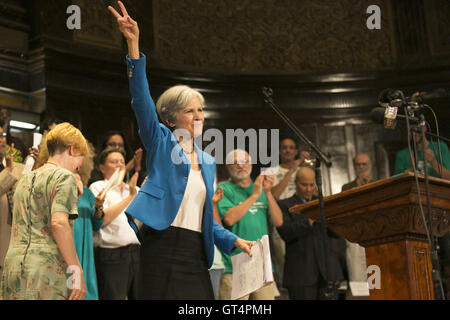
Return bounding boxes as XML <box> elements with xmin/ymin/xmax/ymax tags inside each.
<box><xmin>108</xmin><ymin>2</ymin><xmax>254</xmax><ymax>299</ymax></box>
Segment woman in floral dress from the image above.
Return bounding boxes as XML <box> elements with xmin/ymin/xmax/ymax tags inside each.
<box><xmin>0</xmin><ymin>122</ymin><xmax>88</xmax><ymax>300</ymax></box>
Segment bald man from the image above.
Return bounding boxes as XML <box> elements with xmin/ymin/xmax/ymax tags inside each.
<box><xmin>276</xmin><ymin>167</ymin><xmax>343</xmax><ymax>300</ymax></box>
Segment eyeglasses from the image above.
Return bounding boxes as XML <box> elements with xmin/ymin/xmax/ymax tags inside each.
<box><xmin>0</xmin><ymin>132</ymin><xmax>7</xmax><ymax>137</ymax></box>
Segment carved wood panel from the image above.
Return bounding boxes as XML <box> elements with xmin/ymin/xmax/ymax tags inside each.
<box><xmin>152</xmin><ymin>0</ymin><xmax>394</xmax><ymax>74</ymax></box>
<box><xmin>408</xmin><ymin>241</ymin><xmax>434</xmax><ymax>300</ymax></box>
<box><xmin>366</xmin><ymin>240</ymin><xmax>434</xmax><ymax>299</ymax></box>
<box><xmin>73</xmin><ymin>0</ymin><xmax>123</xmax><ymax>49</ymax></box>
<box><xmin>425</xmin><ymin>0</ymin><xmax>450</xmax><ymax>56</ymax></box>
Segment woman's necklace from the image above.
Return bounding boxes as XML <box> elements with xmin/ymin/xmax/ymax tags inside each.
<box><xmin>46</xmin><ymin>161</ymin><xmax>59</xmax><ymax>167</ymax></box>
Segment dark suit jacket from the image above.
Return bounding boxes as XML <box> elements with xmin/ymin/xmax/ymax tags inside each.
<box><xmin>276</xmin><ymin>194</ymin><xmax>344</xmax><ymax>287</ymax></box>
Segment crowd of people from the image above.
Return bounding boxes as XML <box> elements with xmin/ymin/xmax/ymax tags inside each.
<box><xmin>0</xmin><ymin>1</ymin><xmax>449</xmax><ymax>300</ymax></box>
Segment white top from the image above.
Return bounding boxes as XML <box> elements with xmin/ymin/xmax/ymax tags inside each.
<box><xmin>273</xmin><ymin>165</ymin><xmax>299</xmax><ymax>200</ymax></box>
<box><xmin>89</xmin><ymin>180</ymin><xmax>141</xmax><ymax>249</ymax></box>
<box><xmin>171</xmin><ymin>169</ymin><xmax>206</xmax><ymax>233</ymax></box>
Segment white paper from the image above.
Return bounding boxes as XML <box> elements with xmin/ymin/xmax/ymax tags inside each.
<box><xmin>349</xmin><ymin>281</ymin><xmax>370</xmax><ymax>296</ymax></box>
<box><xmin>231</xmin><ymin>235</ymin><xmax>274</xmax><ymax>300</ymax></box>
<box><xmin>32</xmin><ymin>133</ymin><xmax>42</xmax><ymax>148</ymax></box>
<box><xmin>102</xmin><ymin>167</ymin><xmax>126</xmax><ymax>198</ymax></box>
<box><xmin>22</xmin><ymin>133</ymin><xmax>43</xmax><ymax>174</ymax></box>
<box><xmin>260</xmin><ymin>167</ymin><xmax>278</xmax><ymax>175</ymax></box>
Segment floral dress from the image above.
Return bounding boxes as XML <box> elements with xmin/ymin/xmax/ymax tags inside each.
<box><xmin>0</xmin><ymin>167</ymin><xmax>78</xmax><ymax>300</ymax></box>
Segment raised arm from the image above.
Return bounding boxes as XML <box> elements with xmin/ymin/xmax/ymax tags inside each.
<box><xmin>263</xmin><ymin>175</ymin><xmax>283</xmax><ymax>227</ymax></box>
<box><xmin>108</xmin><ymin>1</ymin><xmax>139</xmax><ymax>59</ymax></box>
<box><xmin>108</xmin><ymin>1</ymin><xmax>161</xmax><ymax>155</ymax></box>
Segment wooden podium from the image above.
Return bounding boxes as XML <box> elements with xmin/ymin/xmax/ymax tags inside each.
<box><xmin>290</xmin><ymin>172</ymin><xmax>450</xmax><ymax>300</ymax></box>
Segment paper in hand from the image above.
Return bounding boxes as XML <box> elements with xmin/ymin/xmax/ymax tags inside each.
<box><xmin>23</xmin><ymin>132</ymin><xmax>43</xmax><ymax>174</ymax></box>
<box><xmin>102</xmin><ymin>167</ymin><xmax>126</xmax><ymax>199</ymax></box>
<box><xmin>231</xmin><ymin>235</ymin><xmax>274</xmax><ymax>300</ymax></box>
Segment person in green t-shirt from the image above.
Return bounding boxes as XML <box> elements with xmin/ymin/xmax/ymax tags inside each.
<box><xmin>217</xmin><ymin>149</ymin><xmax>283</xmax><ymax>300</ymax></box>
<box><xmin>394</xmin><ymin>127</ymin><xmax>450</xmax><ymax>179</ymax></box>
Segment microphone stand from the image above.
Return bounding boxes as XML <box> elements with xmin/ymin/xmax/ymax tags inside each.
<box><xmin>416</xmin><ymin>113</ymin><xmax>446</xmax><ymax>300</ymax></box>
<box><xmin>262</xmin><ymin>87</ymin><xmax>338</xmax><ymax>299</ymax></box>
<box><xmin>410</xmin><ymin>129</ymin><xmax>450</xmax><ymax>144</ymax></box>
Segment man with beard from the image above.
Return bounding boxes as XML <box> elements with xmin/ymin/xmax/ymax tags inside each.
<box><xmin>342</xmin><ymin>154</ymin><xmax>373</xmax><ymax>191</ymax></box>
<box><xmin>217</xmin><ymin>149</ymin><xmax>283</xmax><ymax>300</ymax></box>
<box><xmin>341</xmin><ymin>153</ymin><xmax>373</xmax><ymax>299</ymax></box>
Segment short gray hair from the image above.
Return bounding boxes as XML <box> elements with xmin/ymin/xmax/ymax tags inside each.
<box><xmin>225</xmin><ymin>149</ymin><xmax>252</xmax><ymax>165</ymax></box>
<box><xmin>156</xmin><ymin>85</ymin><xmax>205</xmax><ymax>128</ymax></box>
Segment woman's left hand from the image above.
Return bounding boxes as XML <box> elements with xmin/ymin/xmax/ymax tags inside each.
<box><xmin>234</xmin><ymin>238</ymin><xmax>256</xmax><ymax>257</ymax></box>
<box><xmin>129</xmin><ymin>172</ymin><xmax>139</xmax><ymax>196</ymax></box>
<box><xmin>74</xmin><ymin>174</ymin><xmax>84</xmax><ymax>198</ymax></box>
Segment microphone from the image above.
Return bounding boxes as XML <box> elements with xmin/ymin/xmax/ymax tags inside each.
<box><xmin>370</xmin><ymin>107</ymin><xmax>419</xmax><ymax>128</ymax></box>
<box><xmin>410</xmin><ymin>88</ymin><xmax>447</xmax><ymax>103</ymax></box>
<box><xmin>377</xmin><ymin>89</ymin><xmax>406</xmax><ymax>129</ymax></box>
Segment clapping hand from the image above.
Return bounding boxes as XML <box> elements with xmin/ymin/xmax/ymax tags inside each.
<box><xmin>212</xmin><ymin>187</ymin><xmax>223</xmax><ymax>204</ymax></box>
<box><xmin>253</xmin><ymin>175</ymin><xmax>264</xmax><ymax>198</ymax></box>
<box><xmin>129</xmin><ymin>171</ymin><xmax>139</xmax><ymax>196</ymax></box>
<box><xmin>425</xmin><ymin>148</ymin><xmax>435</xmax><ymax>163</ymax></box>
<box><xmin>262</xmin><ymin>174</ymin><xmax>274</xmax><ymax>192</ymax></box>
<box><xmin>133</xmin><ymin>148</ymin><xmax>143</xmax><ymax>172</ymax></box>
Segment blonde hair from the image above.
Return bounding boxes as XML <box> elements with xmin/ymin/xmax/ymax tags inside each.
<box><xmin>46</xmin><ymin>122</ymin><xmax>88</xmax><ymax>157</ymax></box>
<box><xmin>37</xmin><ymin>132</ymin><xmax>94</xmax><ymax>186</ymax></box>
<box><xmin>156</xmin><ymin>85</ymin><xmax>205</xmax><ymax>127</ymax></box>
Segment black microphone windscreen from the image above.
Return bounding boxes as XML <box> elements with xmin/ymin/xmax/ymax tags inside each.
<box><xmin>370</xmin><ymin>107</ymin><xmax>385</xmax><ymax>124</ymax></box>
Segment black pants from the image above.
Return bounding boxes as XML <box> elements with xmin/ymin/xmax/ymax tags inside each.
<box><xmin>140</xmin><ymin>226</ymin><xmax>214</xmax><ymax>300</ymax></box>
<box><xmin>287</xmin><ymin>276</ymin><xmax>340</xmax><ymax>300</ymax></box>
<box><xmin>95</xmin><ymin>244</ymin><xmax>142</xmax><ymax>300</ymax></box>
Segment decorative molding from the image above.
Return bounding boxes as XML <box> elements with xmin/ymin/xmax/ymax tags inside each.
<box><xmin>330</xmin><ymin>205</ymin><xmax>450</xmax><ymax>247</ymax></box>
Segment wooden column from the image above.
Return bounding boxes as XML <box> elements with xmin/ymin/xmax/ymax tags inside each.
<box><xmin>366</xmin><ymin>240</ymin><xmax>434</xmax><ymax>299</ymax></box>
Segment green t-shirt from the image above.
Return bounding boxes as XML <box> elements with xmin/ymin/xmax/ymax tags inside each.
<box><xmin>217</xmin><ymin>181</ymin><xmax>269</xmax><ymax>274</ymax></box>
<box><xmin>394</xmin><ymin>141</ymin><xmax>450</xmax><ymax>177</ymax></box>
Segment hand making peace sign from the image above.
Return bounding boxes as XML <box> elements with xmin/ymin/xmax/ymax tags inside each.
<box><xmin>108</xmin><ymin>1</ymin><xmax>140</xmax><ymax>59</ymax></box>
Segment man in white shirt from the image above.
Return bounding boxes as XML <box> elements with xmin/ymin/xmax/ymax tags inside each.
<box><xmin>89</xmin><ymin>148</ymin><xmax>141</xmax><ymax>300</ymax></box>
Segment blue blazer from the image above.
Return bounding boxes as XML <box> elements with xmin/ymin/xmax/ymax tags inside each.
<box><xmin>124</xmin><ymin>54</ymin><xmax>237</xmax><ymax>268</ymax></box>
